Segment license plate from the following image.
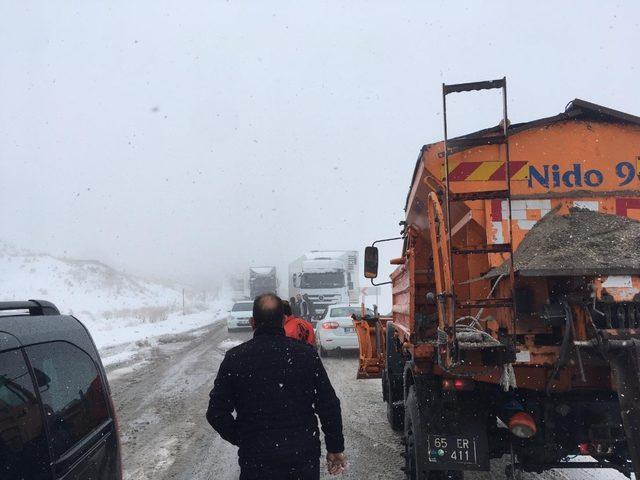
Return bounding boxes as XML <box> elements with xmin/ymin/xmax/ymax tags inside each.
<box><xmin>237</xmin><ymin>321</ymin><xmax>249</xmax><ymax>326</ymax></box>
<box><xmin>344</xmin><ymin>327</ymin><xmax>355</xmax><ymax>333</ymax></box>
<box><xmin>427</xmin><ymin>435</ymin><xmax>478</xmax><ymax>466</ymax></box>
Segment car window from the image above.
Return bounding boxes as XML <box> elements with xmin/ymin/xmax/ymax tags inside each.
<box><xmin>0</xmin><ymin>348</ymin><xmax>51</xmax><ymax>479</ymax></box>
<box><xmin>330</xmin><ymin>307</ymin><xmax>374</xmax><ymax>318</ymax></box>
<box><xmin>26</xmin><ymin>342</ymin><xmax>110</xmax><ymax>458</ymax></box>
<box><xmin>232</xmin><ymin>303</ymin><xmax>253</xmax><ymax>312</ymax></box>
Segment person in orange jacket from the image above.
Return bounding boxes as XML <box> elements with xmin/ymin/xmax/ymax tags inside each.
<box><xmin>283</xmin><ymin>300</ymin><xmax>316</xmax><ymax>346</ymax></box>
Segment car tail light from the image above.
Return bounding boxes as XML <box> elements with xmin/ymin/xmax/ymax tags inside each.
<box><xmin>579</xmin><ymin>443</ymin><xmax>590</xmax><ymax>455</ymax></box>
<box><xmin>442</xmin><ymin>378</ymin><xmax>474</xmax><ymax>391</ymax></box>
<box><xmin>509</xmin><ymin>412</ymin><xmax>537</xmax><ymax>439</ymax></box>
<box><xmin>322</xmin><ymin>322</ymin><xmax>340</xmax><ymax>329</ymax></box>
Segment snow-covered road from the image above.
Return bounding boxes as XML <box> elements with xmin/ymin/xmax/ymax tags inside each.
<box><xmin>108</xmin><ymin>320</ymin><xmax>627</xmax><ymax>480</ymax></box>
<box><xmin>108</xmin><ymin>322</ymin><xmax>242</xmax><ymax>480</ymax></box>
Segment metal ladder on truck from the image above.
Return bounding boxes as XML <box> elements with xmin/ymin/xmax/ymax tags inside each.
<box><xmin>440</xmin><ymin>77</ymin><xmax>517</xmax><ymax>366</ymax></box>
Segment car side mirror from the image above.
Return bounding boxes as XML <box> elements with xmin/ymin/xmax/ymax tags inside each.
<box><xmin>364</xmin><ymin>246</ymin><xmax>379</xmax><ymax>279</ymax></box>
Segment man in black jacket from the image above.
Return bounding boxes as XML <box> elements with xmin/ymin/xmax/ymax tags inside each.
<box><xmin>206</xmin><ymin>293</ymin><xmax>347</xmax><ymax>479</ymax></box>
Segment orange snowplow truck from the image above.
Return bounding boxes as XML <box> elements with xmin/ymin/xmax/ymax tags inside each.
<box><xmin>355</xmin><ymin>78</ymin><xmax>640</xmax><ymax>479</ymax></box>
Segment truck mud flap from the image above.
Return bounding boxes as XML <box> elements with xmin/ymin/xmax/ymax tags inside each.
<box><xmin>412</xmin><ymin>376</ymin><xmax>490</xmax><ymax>472</ymax></box>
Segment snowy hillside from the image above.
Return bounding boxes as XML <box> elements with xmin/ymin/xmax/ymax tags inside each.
<box><xmin>0</xmin><ymin>241</ymin><xmax>183</xmax><ymax>318</ymax></box>
<box><xmin>0</xmin><ymin>241</ymin><xmax>231</xmax><ymax>355</ymax></box>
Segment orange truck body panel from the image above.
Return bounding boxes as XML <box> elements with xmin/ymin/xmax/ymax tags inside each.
<box><xmin>355</xmin><ymin>91</ymin><xmax>640</xmax><ymax>477</ymax></box>
<box><xmin>358</xmin><ymin>107</ymin><xmax>640</xmax><ymax>393</ymax></box>
<box><xmin>412</xmin><ymin>121</ymin><xmax>640</xmax><ymax>249</ymax></box>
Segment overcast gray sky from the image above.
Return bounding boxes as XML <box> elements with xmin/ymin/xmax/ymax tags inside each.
<box><xmin>1</xmin><ymin>1</ymin><xmax>638</xmax><ymax>294</ymax></box>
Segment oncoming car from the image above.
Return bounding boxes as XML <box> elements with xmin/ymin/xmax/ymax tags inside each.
<box><xmin>0</xmin><ymin>300</ymin><xmax>122</xmax><ymax>480</ymax></box>
<box><xmin>227</xmin><ymin>300</ymin><xmax>253</xmax><ymax>331</ymax></box>
<box><xmin>316</xmin><ymin>304</ymin><xmax>373</xmax><ymax>357</ymax></box>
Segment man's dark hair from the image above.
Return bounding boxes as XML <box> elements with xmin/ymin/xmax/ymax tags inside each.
<box><xmin>253</xmin><ymin>293</ymin><xmax>285</xmax><ymax>328</ymax></box>
<box><xmin>282</xmin><ymin>300</ymin><xmax>292</xmax><ymax>316</ymax></box>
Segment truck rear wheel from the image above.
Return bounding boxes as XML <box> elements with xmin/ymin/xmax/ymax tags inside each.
<box><xmin>404</xmin><ymin>385</ymin><xmax>463</xmax><ymax>480</ymax></box>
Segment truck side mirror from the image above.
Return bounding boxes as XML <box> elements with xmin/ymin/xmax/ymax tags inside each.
<box><xmin>364</xmin><ymin>246</ymin><xmax>379</xmax><ymax>279</ymax></box>
<box><xmin>292</xmin><ymin>273</ymin><xmax>299</xmax><ymax>287</ymax></box>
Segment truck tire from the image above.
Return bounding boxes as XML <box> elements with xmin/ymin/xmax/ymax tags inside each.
<box><xmin>404</xmin><ymin>385</ymin><xmax>463</xmax><ymax>480</ymax></box>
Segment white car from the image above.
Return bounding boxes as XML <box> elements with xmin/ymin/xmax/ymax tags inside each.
<box><xmin>227</xmin><ymin>300</ymin><xmax>253</xmax><ymax>331</ymax></box>
<box><xmin>316</xmin><ymin>304</ymin><xmax>373</xmax><ymax>357</ymax></box>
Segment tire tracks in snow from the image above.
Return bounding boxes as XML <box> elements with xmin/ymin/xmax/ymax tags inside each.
<box><xmin>108</xmin><ymin>321</ymin><xmax>250</xmax><ymax>480</ymax></box>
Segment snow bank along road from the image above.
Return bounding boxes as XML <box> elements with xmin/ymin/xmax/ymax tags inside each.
<box><xmin>107</xmin><ymin>319</ymin><xmax>625</xmax><ymax>480</ymax></box>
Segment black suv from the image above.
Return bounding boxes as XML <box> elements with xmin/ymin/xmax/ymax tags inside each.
<box><xmin>0</xmin><ymin>300</ymin><xmax>121</xmax><ymax>480</ymax></box>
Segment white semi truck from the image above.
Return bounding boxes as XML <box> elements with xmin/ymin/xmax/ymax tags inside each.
<box><xmin>249</xmin><ymin>266</ymin><xmax>278</xmax><ymax>299</ymax></box>
<box><xmin>288</xmin><ymin>250</ymin><xmax>359</xmax><ymax>319</ymax></box>
<box><xmin>230</xmin><ymin>274</ymin><xmax>248</xmax><ymax>301</ymax></box>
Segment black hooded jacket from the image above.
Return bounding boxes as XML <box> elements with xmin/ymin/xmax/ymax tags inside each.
<box><xmin>206</xmin><ymin>325</ymin><xmax>344</xmax><ymax>469</ymax></box>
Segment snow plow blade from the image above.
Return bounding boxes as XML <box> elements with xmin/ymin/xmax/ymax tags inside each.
<box><xmin>353</xmin><ymin>315</ymin><xmax>388</xmax><ymax>379</ymax></box>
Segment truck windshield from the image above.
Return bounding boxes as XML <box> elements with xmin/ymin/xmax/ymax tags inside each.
<box><xmin>301</xmin><ymin>272</ymin><xmax>345</xmax><ymax>288</ymax></box>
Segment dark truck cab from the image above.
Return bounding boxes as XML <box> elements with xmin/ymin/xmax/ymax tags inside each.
<box><xmin>0</xmin><ymin>300</ymin><xmax>122</xmax><ymax>480</ymax></box>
